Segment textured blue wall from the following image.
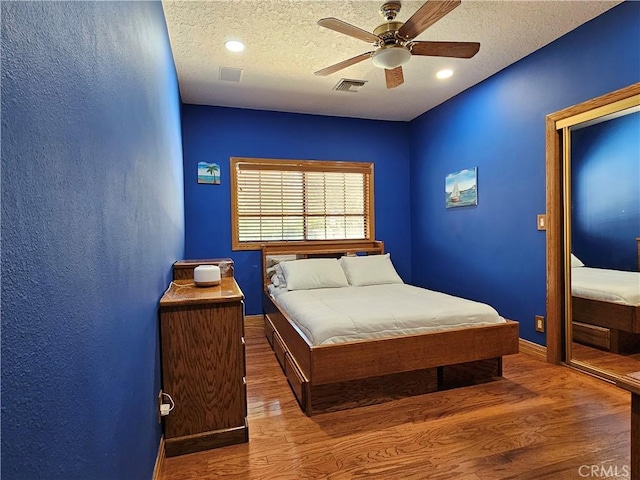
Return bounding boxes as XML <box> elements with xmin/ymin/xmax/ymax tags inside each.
<box><xmin>1</xmin><ymin>2</ymin><xmax>184</xmax><ymax>479</ymax></box>
<box><xmin>182</xmin><ymin>106</ymin><xmax>411</xmax><ymax>314</ymax></box>
<box><xmin>572</xmin><ymin>112</ymin><xmax>640</xmax><ymax>271</ymax></box>
<box><xmin>409</xmin><ymin>1</ymin><xmax>640</xmax><ymax>345</ymax></box>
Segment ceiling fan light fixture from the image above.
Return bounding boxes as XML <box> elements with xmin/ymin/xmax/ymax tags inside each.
<box><xmin>371</xmin><ymin>46</ymin><xmax>411</xmax><ymax>70</ymax></box>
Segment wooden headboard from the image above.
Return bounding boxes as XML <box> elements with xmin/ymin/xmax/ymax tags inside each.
<box><xmin>261</xmin><ymin>240</ymin><xmax>385</xmax><ymax>291</ymax></box>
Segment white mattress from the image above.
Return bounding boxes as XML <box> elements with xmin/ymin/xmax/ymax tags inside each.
<box><xmin>270</xmin><ymin>284</ymin><xmax>505</xmax><ymax>346</ymax></box>
<box><xmin>572</xmin><ymin>267</ymin><xmax>640</xmax><ymax>306</ymax></box>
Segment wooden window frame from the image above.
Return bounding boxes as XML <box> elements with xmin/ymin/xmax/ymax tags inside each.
<box><xmin>230</xmin><ymin>157</ymin><xmax>375</xmax><ymax>251</ymax></box>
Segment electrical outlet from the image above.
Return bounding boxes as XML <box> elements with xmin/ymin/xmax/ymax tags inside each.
<box><xmin>157</xmin><ymin>390</ymin><xmax>163</xmax><ymax>423</ymax></box>
<box><xmin>535</xmin><ymin>315</ymin><xmax>545</xmax><ymax>333</ymax></box>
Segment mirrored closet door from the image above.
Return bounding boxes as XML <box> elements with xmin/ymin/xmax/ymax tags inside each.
<box><xmin>546</xmin><ymin>83</ymin><xmax>640</xmax><ymax>381</ymax></box>
<box><xmin>568</xmin><ymin>108</ymin><xmax>640</xmax><ymax>379</ymax></box>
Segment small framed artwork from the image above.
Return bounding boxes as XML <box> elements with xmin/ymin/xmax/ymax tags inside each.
<box><xmin>198</xmin><ymin>162</ymin><xmax>220</xmax><ymax>184</ymax></box>
<box><xmin>445</xmin><ymin>167</ymin><xmax>477</xmax><ymax>208</ymax></box>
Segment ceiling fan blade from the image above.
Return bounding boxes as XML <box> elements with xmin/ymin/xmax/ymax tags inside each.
<box><xmin>314</xmin><ymin>52</ymin><xmax>374</xmax><ymax>77</ymax></box>
<box><xmin>397</xmin><ymin>0</ymin><xmax>461</xmax><ymax>41</ymax></box>
<box><xmin>385</xmin><ymin>66</ymin><xmax>404</xmax><ymax>89</ymax></box>
<box><xmin>411</xmin><ymin>41</ymin><xmax>480</xmax><ymax>58</ymax></box>
<box><xmin>317</xmin><ymin>18</ymin><xmax>380</xmax><ymax>44</ymax></box>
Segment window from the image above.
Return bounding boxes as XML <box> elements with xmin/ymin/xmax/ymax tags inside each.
<box><xmin>231</xmin><ymin>157</ymin><xmax>374</xmax><ymax>250</ymax></box>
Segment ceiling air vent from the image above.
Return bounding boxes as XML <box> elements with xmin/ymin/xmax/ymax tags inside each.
<box><xmin>219</xmin><ymin>67</ymin><xmax>243</xmax><ymax>83</ymax></box>
<box><xmin>334</xmin><ymin>78</ymin><xmax>368</xmax><ymax>93</ymax></box>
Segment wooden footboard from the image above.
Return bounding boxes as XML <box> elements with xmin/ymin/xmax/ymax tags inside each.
<box><xmin>309</xmin><ymin>318</ymin><xmax>517</xmax><ymax>385</ymax></box>
<box><xmin>263</xmin><ymin>292</ymin><xmax>519</xmax><ymax>415</ymax></box>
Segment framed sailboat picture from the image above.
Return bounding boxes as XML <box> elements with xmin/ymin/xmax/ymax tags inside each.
<box><xmin>445</xmin><ymin>167</ymin><xmax>477</xmax><ymax>208</ymax></box>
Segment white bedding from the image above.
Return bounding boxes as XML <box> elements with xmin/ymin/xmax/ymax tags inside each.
<box><xmin>271</xmin><ymin>284</ymin><xmax>505</xmax><ymax>345</ymax></box>
<box><xmin>572</xmin><ymin>267</ymin><xmax>640</xmax><ymax>306</ymax></box>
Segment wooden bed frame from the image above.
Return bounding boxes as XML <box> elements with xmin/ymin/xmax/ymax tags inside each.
<box><xmin>572</xmin><ymin>296</ymin><xmax>640</xmax><ymax>354</ymax></box>
<box><xmin>261</xmin><ymin>240</ymin><xmax>520</xmax><ymax>416</ymax></box>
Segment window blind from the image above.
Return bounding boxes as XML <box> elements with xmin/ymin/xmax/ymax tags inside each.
<box><xmin>231</xmin><ymin>158</ymin><xmax>374</xmax><ymax>250</ymax></box>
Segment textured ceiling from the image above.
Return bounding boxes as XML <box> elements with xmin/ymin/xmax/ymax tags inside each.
<box><xmin>162</xmin><ymin>0</ymin><xmax>621</xmax><ymax>121</ymax></box>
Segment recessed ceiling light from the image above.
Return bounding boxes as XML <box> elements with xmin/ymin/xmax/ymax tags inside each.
<box><xmin>225</xmin><ymin>40</ymin><xmax>245</xmax><ymax>53</ymax></box>
<box><xmin>436</xmin><ymin>69</ymin><xmax>453</xmax><ymax>79</ymax></box>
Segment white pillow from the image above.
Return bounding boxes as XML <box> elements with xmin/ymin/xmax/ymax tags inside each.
<box><xmin>339</xmin><ymin>253</ymin><xmax>403</xmax><ymax>287</ymax></box>
<box><xmin>280</xmin><ymin>258</ymin><xmax>349</xmax><ymax>291</ymax></box>
<box><xmin>571</xmin><ymin>253</ymin><xmax>585</xmax><ymax>268</ymax></box>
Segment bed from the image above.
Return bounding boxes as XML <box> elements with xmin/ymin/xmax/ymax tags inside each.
<box><xmin>571</xmin><ymin>255</ymin><xmax>640</xmax><ymax>353</ymax></box>
<box><xmin>261</xmin><ymin>240</ymin><xmax>519</xmax><ymax>415</ymax></box>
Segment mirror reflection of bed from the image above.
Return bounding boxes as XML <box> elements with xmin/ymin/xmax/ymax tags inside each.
<box><xmin>570</xmin><ymin>253</ymin><xmax>640</xmax><ymax>376</ymax></box>
<box><xmin>569</xmin><ymin>109</ymin><xmax>640</xmax><ymax>378</ymax></box>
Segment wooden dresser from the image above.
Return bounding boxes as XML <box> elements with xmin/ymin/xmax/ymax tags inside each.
<box><xmin>159</xmin><ymin>259</ymin><xmax>248</xmax><ymax>457</ymax></box>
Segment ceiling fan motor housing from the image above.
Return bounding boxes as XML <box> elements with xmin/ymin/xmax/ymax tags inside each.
<box><xmin>374</xmin><ymin>21</ymin><xmax>405</xmax><ymax>46</ymax></box>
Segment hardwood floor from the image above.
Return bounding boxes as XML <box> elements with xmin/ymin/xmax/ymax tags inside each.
<box><xmin>161</xmin><ymin>317</ymin><xmax>633</xmax><ymax>480</ymax></box>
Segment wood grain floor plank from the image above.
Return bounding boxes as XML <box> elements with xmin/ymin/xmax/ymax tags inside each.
<box><xmin>161</xmin><ymin>316</ymin><xmax>632</xmax><ymax>480</ymax></box>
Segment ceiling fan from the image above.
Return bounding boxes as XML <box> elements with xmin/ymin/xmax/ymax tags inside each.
<box><xmin>314</xmin><ymin>0</ymin><xmax>480</xmax><ymax>89</ymax></box>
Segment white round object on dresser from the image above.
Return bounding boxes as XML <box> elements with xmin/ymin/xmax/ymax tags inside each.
<box><xmin>194</xmin><ymin>265</ymin><xmax>221</xmax><ymax>287</ymax></box>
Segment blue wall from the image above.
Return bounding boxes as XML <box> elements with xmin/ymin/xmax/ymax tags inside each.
<box><xmin>182</xmin><ymin>106</ymin><xmax>411</xmax><ymax>314</ymax></box>
<box><xmin>1</xmin><ymin>3</ymin><xmax>633</xmax><ymax>476</ymax></box>
<box><xmin>1</xmin><ymin>2</ymin><xmax>184</xmax><ymax>479</ymax></box>
<box><xmin>409</xmin><ymin>1</ymin><xmax>640</xmax><ymax>345</ymax></box>
<box><xmin>572</xmin><ymin>112</ymin><xmax>640</xmax><ymax>271</ymax></box>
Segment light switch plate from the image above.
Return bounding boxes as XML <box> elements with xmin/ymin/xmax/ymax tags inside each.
<box><xmin>537</xmin><ymin>214</ymin><xmax>546</xmax><ymax>231</ymax></box>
